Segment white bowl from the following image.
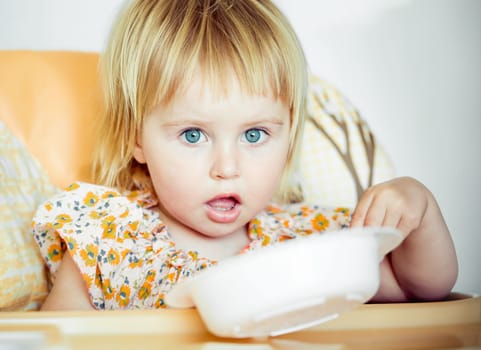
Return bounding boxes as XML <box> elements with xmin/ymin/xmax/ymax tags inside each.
<box><xmin>165</xmin><ymin>227</ymin><xmax>403</xmax><ymax>338</ymax></box>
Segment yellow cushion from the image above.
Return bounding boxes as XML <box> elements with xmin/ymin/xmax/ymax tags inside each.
<box><xmin>300</xmin><ymin>76</ymin><xmax>395</xmax><ymax>207</ymax></box>
<box><xmin>0</xmin><ymin>121</ymin><xmax>57</xmax><ymax>310</ymax></box>
<box><xmin>0</xmin><ymin>51</ymin><xmax>99</xmax><ymax>310</ymax></box>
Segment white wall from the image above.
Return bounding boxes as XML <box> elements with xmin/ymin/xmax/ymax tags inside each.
<box><xmin>0</xmin><ymin>0</ymin><xmax>479</xmax><ymax>294</ymax></box>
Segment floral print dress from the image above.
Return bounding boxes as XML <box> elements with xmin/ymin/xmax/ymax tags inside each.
<box><xmin>32</xmin><ymin>182</ymin><xmax>351</xmax><ymax>309</ymax></box>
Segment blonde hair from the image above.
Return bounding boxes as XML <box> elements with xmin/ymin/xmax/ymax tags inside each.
<box><xmin>94</xmin><ymin>0</ymin><xmax>308</xmax><ymax>203</ymax></box>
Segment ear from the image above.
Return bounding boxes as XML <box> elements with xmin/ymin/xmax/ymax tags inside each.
<box><xmin>133</xmin><ymin>135</ymin><xmax>147</xmax><ymax>164</ymax></box>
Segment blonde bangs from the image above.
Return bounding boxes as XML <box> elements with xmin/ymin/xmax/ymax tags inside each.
<box><xmin>148</xmin><ymin>0</ymin><xmax>306</xmax><ymax>108</ymax></box>
<box><xmin>95</xmin><ymin>0</ymin><xmax>307</xmax><ymax>202</ymax></box>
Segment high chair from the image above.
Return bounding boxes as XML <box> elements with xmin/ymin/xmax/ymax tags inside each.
<box><xmin>0</xmin><ymin>50</ymin><xmax>479</xmax><ymax>349</ymax></box>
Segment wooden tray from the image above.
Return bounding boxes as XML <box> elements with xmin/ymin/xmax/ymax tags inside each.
<box><xmin>0</xmin><ymin>293</ymin><xmax>479</xmax><ymax>350</ymax></box>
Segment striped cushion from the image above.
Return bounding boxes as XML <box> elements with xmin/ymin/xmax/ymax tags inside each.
<box><xmin>0</xmin><ymin>121</ymin><xmax>58</xmax><ymax>310</ymax></box>
<box><xmin>299</xmin><ymin>76</ymin><xmax>395</xmax><ymax>207</ymax></box>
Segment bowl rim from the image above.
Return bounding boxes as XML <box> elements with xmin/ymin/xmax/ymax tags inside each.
<box><xmin>165</xmin><ymin>226</ymin><xmax>403</xmax><ymax>309</ymax></box>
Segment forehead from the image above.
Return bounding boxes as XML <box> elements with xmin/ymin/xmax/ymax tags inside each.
<box><xmin>146</xmin><ymin>70</ymin><xmax>290</xmax><ymax>125</ymax></box>
<box><xmin>172</xmin><ymin>75</ymin><xmax>288</xmax><ymax>117</ymax></box>
<box><xmin>175</xmin><ymin>67</ymin><xmax>281</xmax><ymax>103</ymax></box>
<box><xmin>178</xmin><ymin>70</ymin><xmax>276</xmax><ymax>102</ymax></box>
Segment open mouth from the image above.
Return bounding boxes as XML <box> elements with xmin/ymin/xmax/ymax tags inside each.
<box><xmin>206</xmin><ymin>196</ymin><xmax>239</xmax><ymax>211</ymax></box>
<box><xmin>205</xmin><ymin>195</ymin><xmax>242</xmax><ymax>224</ymax></box>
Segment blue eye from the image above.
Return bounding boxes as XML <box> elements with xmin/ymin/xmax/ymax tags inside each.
<box><xmin>243</xmin><ymin>128</ymin><xmax>266</xmax><ymax>144</ymax></box>
<box><xmin>182</xmin><ymin>128</ymin><xmax>204</xmax><ymax>144</ymax></box>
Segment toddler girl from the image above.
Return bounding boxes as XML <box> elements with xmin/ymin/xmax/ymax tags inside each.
<box><xmin>33</xmin><ymin>0</ymin><xmax>457</xmax><ymax>310</ymax></box>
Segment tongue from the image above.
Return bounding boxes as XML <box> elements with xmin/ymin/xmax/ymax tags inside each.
<box><xmin>207</xmin><ymin>197</ymin><xmax>237</xmax><ymax>210</ymax></box>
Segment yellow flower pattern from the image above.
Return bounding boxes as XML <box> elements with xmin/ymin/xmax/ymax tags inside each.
<box><xmin>47</xmin><ymin>244</ymin><xmax>62</xmax><ymax>263</ymax></box>
<box><xmin>32</xmin><ymin>182</ymin><xmax>351</xmax><ymax>310</ymax></box>
<box><xmin>83</xmin><ymin>191</ymin><xmax>99</xmax><ymax>207</ymax></box>
<box><xmin>103</xmin><ymin>278</ymin><xmax>115</xmax><ymax>300</ymax></box>
<box><xmin>101</xmin><ymin>215</ymin><xmax>117</xmax><ymax>239</ymax></box>
<box><xmin>80</xmin><ymin>244</ymin><xmax>98</xmax><ymax>267</ymax></box>
<box><xmin>116</xmin><ymin>285</ymin><xmax>131</xmax><ymax>307</ymax></box>
<box><xmin>51</xmin><ymin>214</ymin><xmax>72</xmax><ymax>229</ymax></box>
<box><xmin>311</xmin><ymin>213</ymin><xmax>330</xmax><ymax>231</ymax></box>
<box><xmin>106</xmin><ymin>248</ymin><xmax>120</xmax><ymax>265</ymax></box>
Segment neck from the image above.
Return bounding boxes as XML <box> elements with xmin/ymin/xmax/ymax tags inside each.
<box><xmin>152</xmin><ymin>205</ymin><xmax>250</xmax><ymax>260</ymax></box>
<box><xmin>169</xmin><ymin>225</ymin><xmax>250</xmax><ymax>260</ymax></box>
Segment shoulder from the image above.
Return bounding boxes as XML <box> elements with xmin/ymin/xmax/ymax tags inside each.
<box><xmin>245</xmin><ymin>203</ymin><xmax>352</xmax><ymax>251</ymax></box>
<box><xmin>34</xmin><ymin>182</ymin><xmax>121</xmax><ymax>211</ymax></box>
<box><xmin>33</xmin><ymin>182</ymin><xmax>153</xmax><ymax>217</ymax></box>
<box><xmin>252</xmin><ymin>202</ymin><xmax>352</xmax><ymax>235</ymax></box>
<box><xmin>32</xmin><ymin>181</ymin><xmax>156</xmax><ymax>245</ymax></box>
<box><xmin>48</xmin><ymin>181</ymin><xmax>128</xmax><ymax>205</ymax></box>
<box><xmin>31</xmin><ymin>181</ymin><xmax>162</xmax><ymax>304</ymax></box>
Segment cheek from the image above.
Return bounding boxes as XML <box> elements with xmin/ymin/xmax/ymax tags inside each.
<box><xmin>145</xmin><ymin>149</ymin><xmax>209</xmax><ymax>201</ymax></box>
<box><xmin>147</xmin><ymin>151</ymin><xmax>202</xmax><ymax>186</ymax></box>
<box><xmin>244</xmin><ymin>144</ymin><xmax>289</xmax><ymax>191</ymax></box>
<box><xmin>149</xmin><ymin>165</ymin><xmax>198</xmax><ymax>212</ymax></box>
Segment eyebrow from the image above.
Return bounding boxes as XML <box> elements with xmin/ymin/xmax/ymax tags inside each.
<box><xmin>161</xmin><ymin>117</ymin><xmax>286</xmax><ymax>128</ymax></box>
<box><xmin>161</xmin><ymin>120</ymin><xmax>207</xmax><ymax>128</ymax></box>
<box><xmin>241</xmin><ymin>117</ymin><xmax>286</xmax><ymax>129</ymax></box>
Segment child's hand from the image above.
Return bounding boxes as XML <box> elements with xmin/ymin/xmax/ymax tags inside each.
<box><xmin>350</xmin><ymin>176</ymin><xmax>458</xmax><ymax>301</ymax></box>
<box><xmin>350</xmin><ymin>176</ymin><xmax>430</xmax><ymax>238</ymax></box>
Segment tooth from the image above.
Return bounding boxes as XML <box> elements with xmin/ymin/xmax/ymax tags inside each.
<box><xmin>212</xmin><ymin>204</ymin><xmax>235</xmax><ymax>211</ymax></box>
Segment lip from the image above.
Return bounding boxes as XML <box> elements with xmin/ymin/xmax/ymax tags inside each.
<box><xmin>205</xmin><ymin>193</ymin><xmax>242</xmax><ymax>224</ymax></box>
<box><xmin>208</xmin><ymin>193</ymin><xmax>242</xmax><ymax>204</ymax></box>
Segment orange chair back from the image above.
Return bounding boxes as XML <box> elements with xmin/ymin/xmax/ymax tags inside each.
<box><xmin>0</xmin><ymin>51</ymin><xmax>101</xmax><ymax>188</ymax></box>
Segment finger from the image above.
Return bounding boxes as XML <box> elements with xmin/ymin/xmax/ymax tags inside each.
<box><xmin>350</xmin><ymin>191</ymin><xmax>374</xmax><ymax>228</ymax></box>
<box><xmin>396</xmin><ymin>214</ymin><xmax>418</xmax><ymax>239</ymax></box>
<box><xmin>381</xmin><ymin>208</ymin><xmax>402</xmax><ymax>229</ymax></box>
<box><xmin>363</xmin><ymin>198</ymin><xmax>387</xmax><ymax>227</ymax></box>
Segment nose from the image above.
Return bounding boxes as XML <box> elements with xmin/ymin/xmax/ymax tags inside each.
<box><xmin>209</xmin><ymin>144</ymin><xmax>240</xmax><ymax>180</ymax></box>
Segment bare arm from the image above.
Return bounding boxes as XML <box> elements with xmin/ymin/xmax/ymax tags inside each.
<box><xmin>41</xmin><ymin>253</ymin><xmax>95</xmax><ymax>311</ymax></box>
<box><xmin>350</xmin><ymin>177</ymin><xmax>458</xmax><ymax>302</ymax></box>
